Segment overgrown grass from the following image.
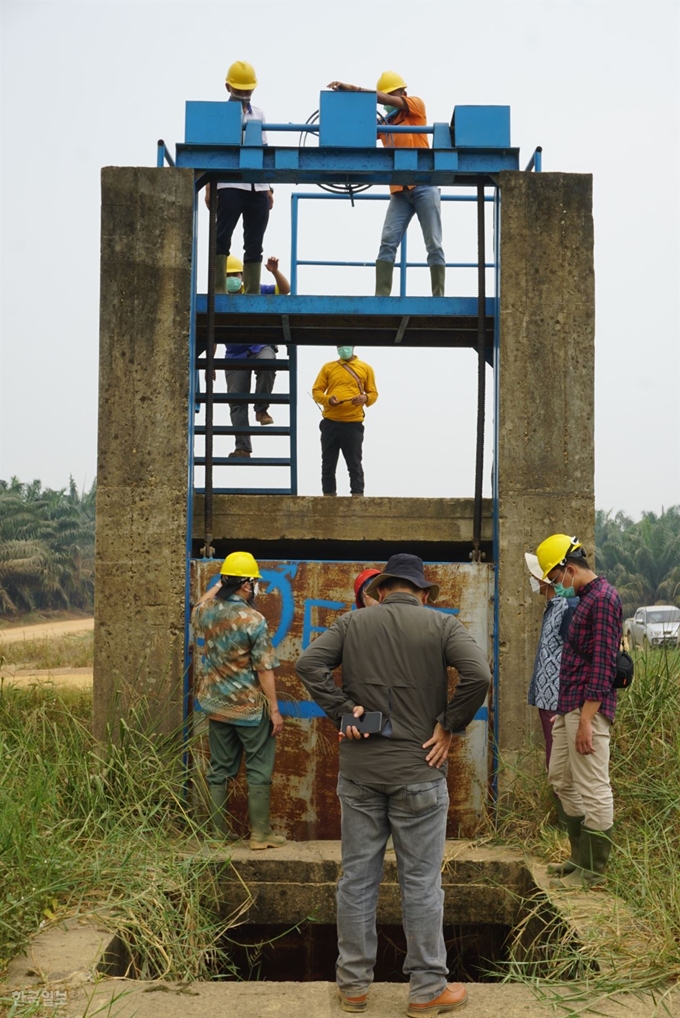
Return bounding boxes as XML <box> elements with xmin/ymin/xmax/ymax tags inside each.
<box><xmin>0</xmin><ymin>631</ymin><xmax>94</xmax><ymax>670</ymax></box>
<box><xmin>495</xmin><ymin>647</ymin><xmax>680</xmax><ymax>1000</ymax></box>
<box><xmin>0</xmin><ymin>685</ymin><xmax>244</xmax><ymax>981</ymax></box>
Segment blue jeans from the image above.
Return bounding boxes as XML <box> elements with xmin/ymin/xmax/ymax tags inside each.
<box><xmin>377</xmin><ymin>186</ymin><xmax>445</xmax><ymax>267</ymax></box>
<box><xmin>336</xmin><ymin>774</ymin><xmax>449</xmax><ymax>1003</ymax></box>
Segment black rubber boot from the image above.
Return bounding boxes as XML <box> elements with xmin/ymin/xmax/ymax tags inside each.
<box><xmin>429</xmin><ymin>264</ymin><xmax>446</xmax><ymax>296</ymax></box>
<box><xmin>547</xmin><ymin>803</ymin><xmax>585</xmax><ymax>877</ymax></box>
<box><xmin>207</xmin><ymin>783</ymin><xmax>240</xmax><ymax>842</ymax></box>
<box><xmin>248</xmin><ymin>784</ymin><xmax>286</xmax><ymax>851</ymax></box>
<box><xmin>375</xmin><ymin>260</ymin><xmax>394</xmax><ymax>296</ymax></box>
<box><xmin>242</xmin><ymin>262</ymin><xmax>262</xmax><ymax>294</ymax></box>
<box><xmin>214</xmin><ymin>254</ymin><xmax>227</xmax><ymax>294</ymax></box>
<box><xmin>550</xmin><ymin>825</ymin><xmax>613</xmax><ymax>888</ymax></box>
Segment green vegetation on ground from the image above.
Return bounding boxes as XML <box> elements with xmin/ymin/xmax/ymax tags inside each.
<box><xmin>496</xmin><ymin>647</ymin><xmax>680</xmax><ymax>1000</ymax></box>
<box><xmin>0</xmin><ymin>686</ymin><xmax>243</xmax><ymax>980</ymax></box>
<box><xmin>0</xmin><ymin>630</ymin><xmax>94</xmax><ymax>670</ymax></box>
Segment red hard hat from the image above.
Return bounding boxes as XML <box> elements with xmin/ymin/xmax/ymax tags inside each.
<box><xmin>354</xmin><ymin>568</ymin><xmax>381</xmax><ymax>608</ymax></box>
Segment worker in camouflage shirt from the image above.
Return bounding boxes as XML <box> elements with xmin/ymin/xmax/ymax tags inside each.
<box><xmin>192</xmin><ymin>551</ymin><xmax>286</xmax><ymax>850</ymax></box>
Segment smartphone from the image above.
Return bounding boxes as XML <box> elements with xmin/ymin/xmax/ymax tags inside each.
<box><xmin>340</xmin><ymin>711</ymin><xmax>383</xmax><ymax>735</ymax></box>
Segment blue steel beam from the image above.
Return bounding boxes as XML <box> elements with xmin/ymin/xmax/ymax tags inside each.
<box><xmin>180</xmin><ymin>145</ymin><xmax>519</xmax><ymax>184</ymax></box>
<box><xmin>195</xmin><ymin>294</ymin><xmax>495</xmax><ymax>317</ymax></box>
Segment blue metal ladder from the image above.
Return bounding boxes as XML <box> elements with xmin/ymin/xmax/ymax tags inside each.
<box><xmin>194</xmin><ymin>346</ymin><xmax>298</xmax><ymax>496</ymax></box>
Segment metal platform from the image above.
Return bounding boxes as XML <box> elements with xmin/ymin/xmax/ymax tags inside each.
<box><xmin>195</xmin><ymin>295</ymin><xmax>495</xmax><ymax>349</ymax></box>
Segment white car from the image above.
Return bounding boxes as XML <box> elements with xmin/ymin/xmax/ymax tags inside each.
<box><xmin>624</xmin><ymin>605</ymin><xmax>680</xmax><ymax>650</ymax></box>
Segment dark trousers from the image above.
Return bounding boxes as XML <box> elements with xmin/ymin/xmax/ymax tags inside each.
<box><xmin>217</xmin><ymin>188</ymin><xmax>270</xmax><ymax>264</ymax></box>
<box><xmin>320</xmin><ymin>418</ymin><xmax>365</xmax><ymax>495</ymax></box>
<box><xmin>538</xmin><ymin>708</ymin><xmax>555</xmax><ymax>770</ymax></box>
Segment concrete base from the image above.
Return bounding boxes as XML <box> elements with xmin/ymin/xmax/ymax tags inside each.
<box><xmin>194</xmin><ymin>839</ymin><xmax>531</xmax><ymax>927</ymax></box>
<box><xmin>4</xmin><ymin>841</ymin><xmax>673</xmax><ymax>1018</ymax></box>
<box><xmin>30</xmin><ymin>979</ymin><xmax>676</xmax><ymax>1018</ymax></box>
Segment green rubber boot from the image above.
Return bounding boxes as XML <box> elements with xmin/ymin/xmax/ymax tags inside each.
<box><xmin>248</xmin><ymin>784</ymin><xmax>287</xmax><ymax>851</ymax></box>
<box><xmin>208</xmin><ymin>783</ymin><xmax>240</xmax><ymax>842</ymax></box>
<box><xmin>214</xmin><ymin>254</ymin><xmax>227</xmax><ymax>294</ymax></box>
<box><xmin>429</xmin><ymin>264</ymin><xmax>446</xmax><ymax>296</ymax></box>
<box><xmin>550</xmin><ymin>825</ymin><xmax>613</xmax><ymax>889</ymax></box>
<box><xmin>375</xmin><ymin>260</ymin><xmax>394</xmax><ymax>296</ymax></box>
<box><xmin>242</xmin><ymin>261</ymin><xmax>262</xmax><ymax>295</ymax></box>
<box><xmin>547</xmin><ymin>803</ymin><xmax>585</xmax><ymax>876</ymax></box>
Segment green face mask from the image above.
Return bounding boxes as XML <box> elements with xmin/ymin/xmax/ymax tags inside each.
<box><xmin>382</xmin><ymin>104</ymin><xmax>398</xmax><ymax>116</ymax></box>
<box><xmin>337</xmin><ymin>346</ymin><xmax>354</xmax><ymax>361</ymax></box>
<box><xmin>226</xmin><ymin>276</ymin><xmax>242</xmax><ymax>293</ymax></box>
<box><xmin>553</xmin><ymin>570</ymin><xmax>575</xmax><ymax>599</ymax></box>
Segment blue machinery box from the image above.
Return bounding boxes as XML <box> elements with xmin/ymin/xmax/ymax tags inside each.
<box><xmin>318</xmin><ymin>91</ymin><xmax>379</xmax><ymax>148</ymax></box>
<box><xmin>184</xmin><ymin>96</ymin><xmax>511</xmax><ymax>152</ymax></box>
<box><xmin>452</xmin><ymin>106</ymin><xmax>511</xmax><ymax>148</ymax></box>
<box><xmin>185</xmin><ymin>101</ymin><xmax>242</xmax><ymax>145</ymax></box>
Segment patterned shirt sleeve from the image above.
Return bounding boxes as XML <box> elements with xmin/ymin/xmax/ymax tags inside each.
<box><xmin>249</xmin><ymin>615</ymin><xmax>280</xmax><ymax>672</ymax></box>
<box><xmin>585</xmin><ymin>593</ymin><xmax>621</xmax><ymax>702</ymax></box>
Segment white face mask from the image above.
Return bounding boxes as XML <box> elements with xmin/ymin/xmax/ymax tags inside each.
<box><xmin>529</xmin><ymin>576</ymin><xmax>541</xmax><ymax>594</ymax></box>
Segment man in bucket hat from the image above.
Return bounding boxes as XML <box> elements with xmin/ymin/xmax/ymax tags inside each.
<box><xmin>296</xmin><ymin>554</ymin><xmax>491</xmax><ymax>1016</ymax></box>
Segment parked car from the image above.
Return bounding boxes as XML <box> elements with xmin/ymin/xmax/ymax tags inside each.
<box><xmin>623</xmin><ymin>605</ymin><xmax>680</xmax><ymax>650</ymax></box>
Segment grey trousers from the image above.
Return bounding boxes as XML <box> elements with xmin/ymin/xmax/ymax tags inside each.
<box><xmin>226</xmin><ymin>345</ymin><xmax>277</xmax><ymax>452</ymax></box>
<box><xmin>336</xmin><ymin>773</ymin><xmax>449</xmax><ymax>1003</ymax></box>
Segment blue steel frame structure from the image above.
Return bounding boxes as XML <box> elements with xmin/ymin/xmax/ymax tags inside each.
<box><xmin>161</xmin><ymin>95</ymin><xmax>542</xmax><ymax>805</ymax></box>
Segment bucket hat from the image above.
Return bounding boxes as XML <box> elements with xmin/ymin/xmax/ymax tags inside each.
<box><xmin>364</xmin><ymin>554</ymin><xmax>439</xmax><ymax>604</ymax></box>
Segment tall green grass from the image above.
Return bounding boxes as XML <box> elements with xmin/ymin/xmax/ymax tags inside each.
<box><xmin>0</xmin><ymin>631</ymin><xmax>94</xmax><ymax>670</ymax></box>
<box><xmin>0</xmin><ymin>684</ymin><xmax>241</xmax><ymax>980</ymax></box>
<box><xmin>496</xmin><ymin>647</ymin><xmax>680</xmax><ymax>991</ymax></box>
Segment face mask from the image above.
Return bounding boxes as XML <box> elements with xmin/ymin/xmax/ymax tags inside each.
<box><xmin>552</xmin><ymin>570</ymin><xmax>575</xmax><ymax>599</ymax></box>
<box><xmin>382</xmin><ymin>105</ymin><xmax>398</xmax><ymax>116</ymax></box>
<box><xmin>226</xmin><ymin>276</ymin><xmax>242</xmax><ymax>293</ymax></box>
<box><xmin>529</xmin><ymin>576</ymin><xmax>541</xmax><ymax>594</ymax></box>
<box><xmin>337</xmin><ymin>346</ymin><xmax>354</xmax><ymax>361</ymax></box>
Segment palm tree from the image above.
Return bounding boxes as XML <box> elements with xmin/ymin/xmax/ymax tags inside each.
<box><xmin>0</xmin><ymin>478</ymin><xmax>96</xmax><ymax>615</ymax></box>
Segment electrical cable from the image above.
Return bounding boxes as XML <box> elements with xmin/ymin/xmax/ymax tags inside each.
<box><xmin>299</xmin><ymin>110</ymin><xmax>386</xmax><ymax>197</ymax></box>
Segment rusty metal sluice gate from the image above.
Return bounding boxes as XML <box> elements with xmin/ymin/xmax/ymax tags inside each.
<box><xmin>190</xmin><ymin>559</ymin><xmax>493</xmax><ymax>839</ymax></box>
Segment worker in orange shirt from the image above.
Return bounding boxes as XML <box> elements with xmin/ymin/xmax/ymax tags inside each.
<box><xmin>328</xmin><ymin>72</ymin><xmax>446</xmax><ymax>298</ymax></box>
<box><xmin>312</xmin><ymin>347</ymin><xmax>378</xmax><ymax>497</ymax></box>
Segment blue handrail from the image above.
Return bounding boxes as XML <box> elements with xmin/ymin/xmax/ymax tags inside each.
<box><xmin>290</xmin><ymin>191</ymin><xmax>494</xmax><ymax>295</ymax></box>
<box><xmin>524</xmin><ymin>147</ymin><xmax>543</xmax><ymax>172</ymax></box>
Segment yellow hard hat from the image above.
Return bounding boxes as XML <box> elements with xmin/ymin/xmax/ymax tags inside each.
<box><xmin>220</xmin><ymin>551</ymin><xmax>262</xmax><ymax>578</ymax></box>
<box><xmin>226</xmin><ymin>255</ymin><xmax>244</xmax><ymax>273</ymax></box>
<box><xmin>376</xmin><ymin>70</ymin><xmax>407</xmax><ymax>94</ymax></box>
<box><xmin>225</xmin><ymin>61</ymin><xmax>257</xmax><ymax>91</ymax></box>
<box><xmin>536</xmin><ymin>535</ymin><xmax>583</xmax><ymax>579</ymax></box>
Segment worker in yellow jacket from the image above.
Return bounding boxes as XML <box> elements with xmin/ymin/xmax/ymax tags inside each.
<box><xmin>312</xmin><ymin>347</ymin><xmax>378</xmax><ymax>496</ymax></box>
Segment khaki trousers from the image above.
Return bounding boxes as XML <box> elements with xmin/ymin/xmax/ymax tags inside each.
<box><xmin>548</xmin><ymin>709</ymin><xmax>614</xmax><ymax>830</ymax></box>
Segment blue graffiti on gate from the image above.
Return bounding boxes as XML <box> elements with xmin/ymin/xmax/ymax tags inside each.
<box><xmin>259</xmin><ymin>564</ymin><xmax>298</xmax><ymax>649</ymax></box>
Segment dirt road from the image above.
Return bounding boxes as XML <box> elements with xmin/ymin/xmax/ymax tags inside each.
<box><xmin>0</xmin><ymin>618</ymin><xmax>94</xmax><ymax>644</ymax></box>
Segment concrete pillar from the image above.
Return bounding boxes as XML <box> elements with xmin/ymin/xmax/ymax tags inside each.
<box><xmin>94</xmin><ymin>168</ymin><xmax>194</xmax><ymax>740</ymax></box>
<box><xmin>496</xmin><ymin>172</ymin><xmax>595</xmax><ymax>781</ymax></box>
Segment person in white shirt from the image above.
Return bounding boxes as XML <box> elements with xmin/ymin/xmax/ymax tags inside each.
<box><xmin>204</xmin><ymin>61</ymin><xmax>274</xmax><ymax>295</ymax></box>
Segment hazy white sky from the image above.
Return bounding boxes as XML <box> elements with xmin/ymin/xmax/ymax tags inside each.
<box><xmin>1</xmin><ymin>0</ymin><xmax>678</xmax><ymax>516</ymax></box>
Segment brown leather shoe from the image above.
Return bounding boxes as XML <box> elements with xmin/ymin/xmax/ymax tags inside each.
<box><xmin>338</xmin><ymin>989</ymin><xmax>368</xmax><ymax>1013</ymax></box>
<box><xmin>407</xmin><ymin>983</ymin><xmax>467</xmax><ymax>1016</ymax></box>
<box><xmin>255</xmin><ymin>410</ymin><xmax>274</xmax><ymax>425</ymax></box>
<box><xmin>228</xmin><ymin>449</ymin><xmax>251</xmax><ymax>458</ymax></box>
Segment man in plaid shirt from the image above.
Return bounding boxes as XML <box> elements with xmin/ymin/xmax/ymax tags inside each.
<box><xmin>535</xmin><ymin>534</ymin><xmax>623</xmax><ymax>888</ymax></box>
